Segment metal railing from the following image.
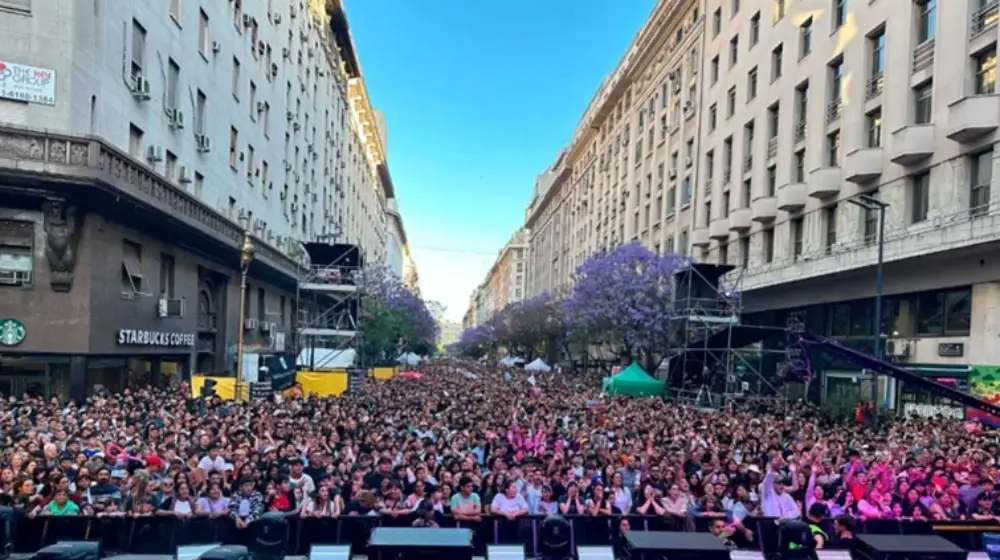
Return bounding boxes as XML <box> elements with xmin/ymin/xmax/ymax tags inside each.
<box><xmin>912</xmin><ymin>39</ymin><xmax>935</xmax><ymax>73</ymax></box>
<box><xmin>971</xmin><ymin>1</ymin><xmax>999</xmax><ymax>37</ymax></box>
<box><xmin>8</xmin><ymin>513</ymin><xmax>996</xmax><ymax>558</ymax></box>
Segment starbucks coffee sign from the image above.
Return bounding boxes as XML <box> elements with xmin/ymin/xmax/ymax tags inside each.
<box><xmin>117</xmin><ymin>329</ymin><xmax>194</xmax><ymax>347</ymax></box>
<box><xmin>0</xmin><ymin>318</ymin><xmax>26</xmax><ymax>347</ymax></box>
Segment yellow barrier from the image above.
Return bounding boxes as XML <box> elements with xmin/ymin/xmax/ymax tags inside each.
<box><xmin>190</xmin><ymin>375</ymin><xmax>249</xmax><ymax>400</ymax></box>
<box><xmin>296</xmin><ymin>370</ymin><xmax>348</xmax><ymax>397</ymax></box>
<box><xmin>371</xmin><ymin>367</ymin><xmax>395</xmax><ymax>380</ymax></box>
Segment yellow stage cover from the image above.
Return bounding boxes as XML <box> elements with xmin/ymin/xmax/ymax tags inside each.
<box><xmin>192</xmin><ymin>366</ymin><xmax>399</xmax><ymax>400</ymax></box>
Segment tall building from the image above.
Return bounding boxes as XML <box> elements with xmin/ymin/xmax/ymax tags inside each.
<box><xmin>465</xmin><ymin>229</ymin><xmax>530</xmax><ymax>324</ymax></box>
<box><xmin>0</xmin><ymin>0</ymin><xmax>399</xmax><ymax>399</ymax></box>
<box><xmin>523</xmin><ymin>0</ymin><xmax>704</xmax><ymax>298</ymax></box>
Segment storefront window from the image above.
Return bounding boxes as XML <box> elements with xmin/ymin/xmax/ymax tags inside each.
<box><xmin>916</xmin><ymin>292</ymin><xmax>944</xmax><ymax>335</ymax></box>
<box><xmin>916</xmin><ymin>288</ymin><xmax>971</xmax><ymax>336</ymax></box>
<box><xmin>828</xmin><ymin>304</ymin><xmax>850</xmax><ymax>337</ymax></box>
<box><xmin>944</xmin><ymin>289</ymin><xmax>972</xmax><ymax>334</ymax></box>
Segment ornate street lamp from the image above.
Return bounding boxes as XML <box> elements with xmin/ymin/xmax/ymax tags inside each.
<box><xmin>234</xmin><ymin>229</ymin><xmax>255</xmax><ymax>400</ymax></box>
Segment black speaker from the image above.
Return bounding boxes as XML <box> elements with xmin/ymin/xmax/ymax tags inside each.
<box><xmin>623</xmin><ymin>531</ymin><xmax>731</xmax><ymax>560</ymax></box>
<box><xmin>248</xmin><ymin>512</ymin><xmax>288</xmax><ymax>560</ymax></box>
<box><xmin>853</xmin><ymin>534</ymin><xmax>967</xmax><ymax>560</ymax></box>
<box><xmin>32</xmin><ymin>541</ymin><xmax>101</xmax><ymax>560</ymax></box>
<box><xmin>197</xmin><ymin>545</ymin><xmax>251</xmax><ymax>560</ymax></box>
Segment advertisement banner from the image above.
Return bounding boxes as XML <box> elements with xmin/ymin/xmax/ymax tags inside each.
<box><xmin>0</xmin><ymin>60</ymin><xmax>55</xmax><ymax>105</ymax></box>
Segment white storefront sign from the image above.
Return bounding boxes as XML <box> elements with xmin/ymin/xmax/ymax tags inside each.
<box><xmin>903</xmin><ymin>402</ymin><xmax>965</xmax><ymax>420</ymax></box>
<box><xmin>0</xmin><ymin>60</ymin><xmax>56</xmax><ymax>106</ymax></box>
<box><xmin>117</xmin><ymin>329</ymin><xmax>195</xmax><ymax>348</ymax></box>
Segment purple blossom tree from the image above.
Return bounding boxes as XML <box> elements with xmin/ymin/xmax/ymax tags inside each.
<box><xmin>563</xmin><ymin>241</ymin><xmax>689</xmax><ymax>372</ymax></box>
<box><xmin>357</xmin><ymin>264</ymin><xmax>439</xmax><ymax>363</ymax></box>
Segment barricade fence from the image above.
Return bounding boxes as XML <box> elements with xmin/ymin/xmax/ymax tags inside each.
<box><xmin>11</xmin><ymin>514</ymin><xmax>1000</xmax><ymax>557</ymax></box>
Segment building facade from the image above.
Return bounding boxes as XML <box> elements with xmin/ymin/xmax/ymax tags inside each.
<box><xmin>523</xmin><ymin>0</ymin><xmax>704</xmax><ymax>299</ymax></box>
<box><xmin>0</xmin><ymin>0</ymin><xmax>397</xmax><ymax>399</ymax></box>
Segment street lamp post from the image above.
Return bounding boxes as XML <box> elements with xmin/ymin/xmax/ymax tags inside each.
<box><xmin>234</xmin><ymin>229</ymin><xmax>255</xmax><ymax>401</ymax></box>
<box><xmin>847</xmin><ymin>194</ymin><xmax>888</xmax><ymax>415</ymax></box>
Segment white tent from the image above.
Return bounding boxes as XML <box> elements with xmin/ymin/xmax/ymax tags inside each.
<box><xmin>298</xmin><ymin>347</ymin><xmax>355</xmax><ymax>370</ymax></box>
<box><xmin>525</xmin><ymin>358</ymin><xmax>551</xmax><ymax>372</ymax></box>
<box><xmin>499</xmin><ymin>356</ymin><xmax>517</xmax><ymax>367</ymax></box>
<box><xmin>396</xmin><ymin>352</ymin><xmax>421</xmax><ymax>366</ymax></box>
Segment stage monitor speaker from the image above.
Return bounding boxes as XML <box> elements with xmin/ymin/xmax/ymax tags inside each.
<box><xmin>853</xmin><ymin>535</ymin><xmax>967</xmax><ymax>560</ymax></box>
<box><xmin>369</xmin><ymin>527</ymin><xmax>474</xmax><ymax>560</ymax></box>
<box><xmin>577</xmin><ymin>545</ymin><xmax>615</xmax><ymax>560</ymax></box>
<box><xmin>197</xmin><ymin>545</ymin><xmax>250</xmax><ymax>560</ymax></box>
<box><xmin>308</xmin><ymin>545</ymin><xmax>351</xmax><ymax>560</ymax></box>
<box><xmin>33</xmin><ymin>541</ymin><xmax>101</xmax><ymax>560</ymax></box>
<box><xmin>487</xmin><ymin>544</ymin><xmax>526</xmax><ymax>560</ymax></box>
<box><xmin>177</xmin><ymin>543</ymin><xmax>223</xmax><ymax>560</ymax></box>
<box><xmin>623</xmin><ymin>531</ymin><xmax>731</xmax><ymax>560</ymax></box>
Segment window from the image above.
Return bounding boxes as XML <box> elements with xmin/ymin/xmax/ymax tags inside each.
<box><xmin>229</xmin><ymin>127</ymin><xmax>239</xmax><ymax>168</ymax></box>
<box><xmin>246</xmin><ymin>145</ymin><xmax>255</xmax><ymax>184</ymax></box>
<box><xmin>914</xmin><ymin>82</ymin><xmax>933</xmax><ymax>124</ymax></box>
<box><xmin>827</xmin><ymin>131</ymin><xmax>840</xmax><ymax>166</ymax></box>
<box><xmin>771</xmin><ymin>44</ymin><xmax>783</xmax><ymax>81</ymax></box>
<box><xmin>166</xmin><ymin>58</ymin><xmax>180</xmax><ymax>109</ymax></box>
<box><xmin>128</xmin><ymin>124</ymin><xmax>144</xmax><ymax>158</ymax></box>
<box><xmin>233</xmin><ymin>0</ymin><xmax>243</xmax><ymax>31</ymax></box>
<box><xmin>121</xmin><ymin>240</ymin><xmax>144</xmax><ymax>295</ymax></box>
<box><xmin>169</xmin><ymin>0</ymin><xmax>181</xmax><ymax>22</ymax></box>
<box><xmin>249</xmin><ymin>81</ymin><xmax>257</xmax><ymax>120</ymax></box>
<box><xmin>773</xmin><ymin>0</ymin><xmax>786</xmax><ymax>22</ymax></box>
<box><xmin>713</xmin><ymin>8</ymin><xmax>722</xmax><ymax>36</ymax></box>
<box><xmin>709</xmin><ymin>104</ymin><xmax>717</xmax><ymax>130</ymax></box>
<box><xmin>750</xmin><ymin>12</ymin><xmax>760</xmax><ymax>45</ymax></box>
<box><xmin>747</xmin><ymin>67</ymin><xmax>758</xmax><ymax>100</ymax></box>
<box><xmin>766</xmin><ymin>166</ymin><xmax>777</xmax><ymax>196</ymax></box>
<box><xmin>719</xmin><ymin>242</ymin><xmax>729</xmax><ymax>265</ymax></box>
<box><xmin>916</xmin><ymin>288</ymin><xmax>972</xmax><ymax>335</ymax></box>
<box><xmin>763</xmin><ymin>227</ymin><xmax>774</xmax><ymax>263</ymax></box>
<box><xmin>975</xmin><ymin>48</ymin><xmax>996</xmax><ymax>95</ymax></box>
<box><xmin>711</xmin><ymin>56</ymin><xmax>719</xmax><ymax>84</ymax></box>
<box><xmin>970</xmin><ymin>149</ymin><xmax>992</xmax><ymax>216</ymax></box>
<box><xmin>800</xmin><ymin>18</ymin><xmax>813</xmax><ymax>58</ymax></box>
<box><xmin>0</xmin><ymin>220</ymin><xmax>33</xmax><ymax>286</ymax></box>
<box><xmin>727</xmin><ymin>87</ymin><xmax>737</xmax><ymax>117</ymax></box>
<box><xmin>232</xmin><ymin>57</ymin><xmax>241</xmax><ymax>99</ymax></box>
<box><xmin>706</xmin><ymin>150</ymin><xmax>715</xmax><ymax>181</ymax></box>
<box><xmin>790</xmin><ymin>217</ymin><xmax>804</xmax><ymax>258</ymax></box>
<box><xmin>916</xmin><ymin>0</ymin><xmax>936</xmax><ymax>43</ymax></box>
<box><xmin>722</xmin><ymin>192</ymin><xmax>731</xmax><ymax>215</ymax></box>
<box><xmin>198</xmin><ymin>9</ymin><xmax>209</xmax><ymax>55</ymax></box>
<box><xmin>740</xmin><ymin>236</ymin><xmax>750</xmax><ymax>267</ymax></box>
<box><xmin>829</xmin><ymin>58</ymin><xmax>844</xmax><ymax>103</ymax></box>
<box><xmin>196</xmin><ymin>89</ymin><xmax>206</xmax><ymax>134</ymax></box>
<box><xmin>863</xmin><ymin>190</ymin><xmax>880</xmax><ymax>244</ymax></box>
<box><xmin>681</xmin><ymin>178</ymin><xmax>692</xmax><ymax>204</ymax></box>
<box><xmin>130</xmin><ymin>19</ymin><xmax>146</xmax><ymax>79</ymax></box>
<box><xmin>679</xmin><ymin>229</ymin><xmax>689</xmax><ymax>255</ymax></box>
<box><xmin>870</xmin><ymin>28</ymin><xmax>886</xmax><ymax>77</ymax></box>
<box><xmin>194</xmin><ymin>172</ymin><xmax>204</xmax><ymax>197</ymax></box>
<box><xmin>911</xmin><ymin>171</ymin><xmax>930</xmax><ymax>223</ymax></box>
<box><xmin>159</xmin><ymin>253</ymin><xmax>175</xmax><ymax>297</ymax></box>
<box><xmin>704</xmin><ymin>202</ymin><xmax>712</xmax><ymax>225</ymax></box>
<box><xmin>824</xmin><ymin>204</ymin><xmax>837</xmax><ymax>253</ymax></box>
<box><xmin>731</xmin><ymin>0</ymin><xmax>740</xmax><ymax>17</ymax></box>
<box><xmin>165</xmin><ymin>150</ymin><xmax>177</xmax><ymax>181</ymax></box>
<box><xmin>866</xmin><ymin>109</ymin><xmax>882</xmax><ymax>147</ymax></box>
<box><xmin>729</xmin><ymin>36</ymin><xmax>739</xmax><ymax>67</ymax></box>
<box><xmin>832</xmin><ymin>0</ymin><xmax>847</xmax><ymax>29</ymax></box>
<box><xmin>741</xmin><ymin>179</ymin><xmax>752</xmax><ymax>207</ymax></box>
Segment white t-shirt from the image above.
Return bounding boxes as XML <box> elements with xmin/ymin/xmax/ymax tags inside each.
<box><xmin>491</xmin><ymin>494</ymin><xmax>528</xmax><ymax>515</ymax></box>
<box><xmin>198</xmin><ymin>455</ymin><xmax>229</xmax><ymax>472</ymax></box>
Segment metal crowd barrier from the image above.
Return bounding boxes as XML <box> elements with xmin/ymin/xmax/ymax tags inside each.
<box><xmin>10</xmin><ymin>514</ymin><xmax>999</xmax><ymax>557</ymax></box>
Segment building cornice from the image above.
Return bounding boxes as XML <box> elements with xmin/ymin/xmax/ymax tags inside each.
<box><xmin>324</xmin><ymin>0</ymin><xmax>361</xmax><ymax>79</ymax></box>
<box><xmin>524</xmin><ymin>162</ymin><xmax>571</xmax><ymax>230</ymax></box>
<box><xmin>347</xmin><ymin>78</ymin><xmax>395</xmax><ymax>199</ymax></box>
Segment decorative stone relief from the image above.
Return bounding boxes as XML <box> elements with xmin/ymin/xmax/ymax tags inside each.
<box><xmin>41</xmin><ymin>198</ymin><xmax>81</xmax><ymax>292</ymax></box>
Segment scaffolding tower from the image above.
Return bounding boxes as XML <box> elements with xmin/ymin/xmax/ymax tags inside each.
<box><xmin>665</xmin><ymin>263</ymin><xmax>784</xmax><ymax>408</ymax></box>
<box><xmin>295</xmin><ymin>242</ymin><xmax>364</xmax><ymax>371</ymax></box>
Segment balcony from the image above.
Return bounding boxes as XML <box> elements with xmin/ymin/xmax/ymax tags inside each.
<box><xmin>777</xmin><ymin>182</ymin><xmax>807</xmax><ymax>211</ymax></box>
<box><xmin>890</xmin><ymin>125</ymin><xmax>934</xmax><ymax>166</ymax></box>
<box><xmin>971</xmin><ymin>1</ymin><xmax>999</xmax><ymax>38</ymax></box>
<box><xmin>808</xmin><ymin>167</ymin><xmax>843</xmax><ymax>198</ymax></box>
<box><xmin>946</xmin><ymin>95</ymin><xmax>1000</xmax><ymax>143</ymax></box>
<box><xmin>197</xmin><ymin>313</ymin><xmax>217</xmax><ymax>332</ymax></box>
<box><xmin>709</xmin><ymin>217</ymin><xmax>731</xmax><ymax>240</ymax></box>
<box><xmin>865</xmin><ymin>74</ymin><xmax>884</xmax><ymax>101</ymax></box>
<box><xmin>767</xmin><ymin>137</ymin><xmax>778</xmax><ymax>160</ymax></box>
<box><xmin>843</xmin><ymin>148</ymin><xmax>883</xmax><ymax>184</ymax></box>
<box><xmin>691</xmin><ymin>226</ymin><xmax>711</xmax><ymax>247</ymax></box>
<box><xmin>751</xmin><ymin>195</ymin><xmax>777</xmax><ymax>222</ymax></box>
<box><xmin>728</xmin><ymin>207</ymin><xmax>752</xmax><ymax>232</ymax></box>
<box><xmin>793</xmin><ymin>121</ymin><xmax>807</xmax><ymax>143</ymax></box>
<box><xmin>826</xmin><ymin>100</ymin><xmax>842</xmax><ymax>124</ymax></box>
<box><xmin>911</xmin><ymin>40</ymin><xmax>934</xmax><ymax>74</ymax></box>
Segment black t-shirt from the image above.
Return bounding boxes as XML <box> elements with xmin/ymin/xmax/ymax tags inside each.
<box><xmin>837</xmin><ymin>535</ymin><xmax>855</xmax><ymax>550</ymax></box>
<box><xmin>343</xmin><ymin>499</ymin><xmax>374</xmax><ymax>516</ymax></box>
<box><xmin>363</xmin><ymin>471</ymin><xmax>387</xmax><ymax>490</ymax></box>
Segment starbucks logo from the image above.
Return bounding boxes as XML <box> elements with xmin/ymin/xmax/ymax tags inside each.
<box><xmin>0</xmin><ymin>318</ymin><xmax>26</xmax><ymax>347</ymax></box>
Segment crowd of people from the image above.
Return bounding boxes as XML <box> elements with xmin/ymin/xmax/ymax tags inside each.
<box><xmin>0</xmin><ymin>360</ymin><xmax>996</xmax><ymax>551</ymax></box>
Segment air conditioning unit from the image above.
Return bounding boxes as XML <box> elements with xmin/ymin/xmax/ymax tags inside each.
<box><xmin>286</xmin><ymin>110</ymin><xmax>294</xmax><ymax>121</ymax></box>
<box><xmin>256</xmin><ymin>101</ymin><xmax>266</xmax><ymax>114</ymax></box>
<box><xmin>195</xmin><ymin>134</ymin><xmax>212</xmax><ymax>153</ymax></box>
<box><xmin>270</xmin><ymin>62</ymin><xmax>278</xmax><ymax>75</ymax></box>
<box><xmin>157</xmin><ymin>297</ymin><xmax>185</xmax><ymax>319</ymax></box>
<box><xmin>271</xmin><ymin>13</ymin><xmax>282</xmax><ymax>24</ymax></box>
<box><xmin>282</xmin><ymin>47</ymin><xmax>290</xmax><ymax>59</ymax></box>
<box><xmin>284</xmin><ymin>161</ymin><xmax>292</xmax><ymax>171</ymax></box>
<box><xmin>178</xmin><ymin>166</ymin><xmax>192</xmax><ymax>183</ymax></box>
<box><xmin>684</xmin><ymin>100</ymin><xmax>696</xmax><ymax>113</ymax></box>
<box><xmin>280</xmin><ymin>190</ymin><xmax>287</xmax><ymax>200</ymax></box>
<box><xmin>147</xmin><ymin>145</ymin><xmax>164</xmax><ymax>163</ymax></box>
<box><xmin>242</xmin><ymin>13</ymin><xmax>253</xmax><ymax>27</ymax></box>
<box><xmin>885</xmin><ymin>339</ymin><xmax>911</xmax><ymax>358</ymax></box>
<box><xmin>244</xmin><ymin>317</ymin><xmax>259</xmax><ymax>330</ymax></box>
<box><xmin>685</xmin><ymin>157</ymin><xmax>693</xmax><ymax>167</ymax></box>
<box><xmin>289</xmin><ymin>5</ymin><xmax>296</xmax><ymax>18</ymax></box>
<box><xmin>258</xmin><ymin>41</ymin><xmax>266</xmax><ymax>55</ymax></box>
<box><xmin>668</xmin><ymin>168</ymin><xmax>677</xmax><ymax>179</ymax></box>
<box><xmin>212</xmin><ymin>41</ymin><xmax>222</xmax><ymax>54</ymax></box>
<box><xmin>167</xmin><ymin>107</ymin><xmax>185</xmax><ymax>129</ymax></box>
<box><xmin>130</xmin><ymin>75</ymin><xmax>152</xmax><ymax>100</ymax></box>
<box><xmin>291</xmin><ymin>202</ymin><xmax>299</xmax><ymax>212</ymax></box>
<box><xmin>260</xmin><ymin>321</ymin><xmax>274</xmax><ymax>334</ymax></box>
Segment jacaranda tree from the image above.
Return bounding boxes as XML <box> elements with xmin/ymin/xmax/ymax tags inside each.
<box><xmin>487</xmin><ymin>292</ymin><xmax>564</xmax><ymax>360</ymax></box>
<box><xmin>358</xmin><ymin>265</ymin><xmax>439</xmax><ymax>365</ymax></box>
<box><xmin>563</xmin><ymin>241</ymin><xmax>689</xmax><ymax>373</ymax></box>
<box><xmin>454</xmin><ymin>324</ymin><xmax>492</xmax><ymax>360</ymax></box>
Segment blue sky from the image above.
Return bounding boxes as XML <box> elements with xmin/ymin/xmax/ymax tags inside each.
<box><xmin>346</xmin><ymin>0</ymin><xmax>656</xmax><ymax>321</ymax></box>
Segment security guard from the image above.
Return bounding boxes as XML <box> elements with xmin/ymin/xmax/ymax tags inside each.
<box><xmin>789</xmin><ymin>502</ymin><xmax>829</xmax><ymax>550</ymax></box>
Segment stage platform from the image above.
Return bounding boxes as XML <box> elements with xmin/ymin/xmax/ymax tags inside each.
<box><xmin>11</xmin><ymin>551</ymin><xmax>987</xmax><ymax>560</ymax></box>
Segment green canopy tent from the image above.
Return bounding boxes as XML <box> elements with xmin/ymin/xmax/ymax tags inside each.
<box><xmin>601</xmin><ymin>362</ymin><xmax>665</xmax><ymax>397</ymax></box>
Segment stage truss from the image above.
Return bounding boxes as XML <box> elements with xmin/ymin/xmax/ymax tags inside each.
<box><xmin>294</xmin><ymin>243</ymin><xmax>364</xmax><ymax>371</ymax></box>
